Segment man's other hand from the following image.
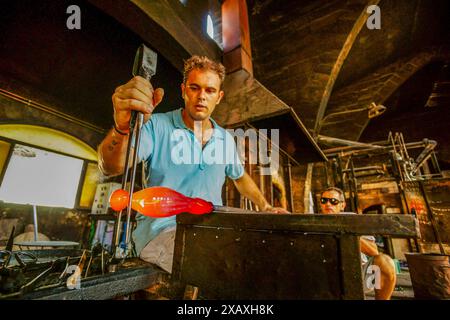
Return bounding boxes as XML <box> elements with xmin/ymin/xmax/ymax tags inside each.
<box><xmin>264</xmin><ymin>206</ymin><xmax>291</xmax><ymax>214</ymax></box>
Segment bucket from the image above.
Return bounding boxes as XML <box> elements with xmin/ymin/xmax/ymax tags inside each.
<box><xmin>405</xmin><ymin>253</ymin><xmax>450</xmax><ymax>299</ymax></box>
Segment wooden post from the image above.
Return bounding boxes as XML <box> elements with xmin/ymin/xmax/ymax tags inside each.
<box><xmin>286</xmin><ymin>159</ymin><xmax>295</xmax><ymax>212</ymax></box>
<box><xmin>339</xmin><ymin>235</ymin><xmax>364</xmax><ymax>299</ymax></box>
<box><xmin>222</xmin><ymin>0</ymin><xmax>253</xmax><ymax>76</ymax></box>
<box><xmin>303</xmin><ymin>163</ymin><xmax>314</xmax><ymax>213</ymax></box>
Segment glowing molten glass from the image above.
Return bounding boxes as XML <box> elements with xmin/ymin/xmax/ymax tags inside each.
<box><xmin>109</xmin><ymin>186</ymin><xmax>213</xmax><ymax>218</ymax></box>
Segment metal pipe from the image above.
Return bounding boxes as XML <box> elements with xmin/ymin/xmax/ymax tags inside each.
<box><xmin>113</xmin><ymin>122</ymin><xmax>134</xmax><ymax>256</ymax></box>
<box><xmin>347</xmin><ymin>160</ymin><xmax>355</xmax><ymax>212</ymax></box>
<box><xmin>324</xmin><ymin>140</ymin><xmax>430</xmax><ymax>158</ymax></box>
<box><xmin>0</xmin><ymin>88</ymin><xmax>105</xmax><ymax>134</ymax></box>
<box><xmin>336</xmin><ymin>156</ymin><xmax>344</xmax><ymax>191</ymax></box>
<box><xmin>399</xmin><ymin>133</ymin><xmax>410</xmax><ymax>160</ymax></box>
<box><xmin>113</xmin><ymin>44</ymin><xmax>158</xmax><ymax>258</ymax></box>
<box><xmin>318</xmin><ymin>135</ymin><xmax>384</xmax><ymax>150</ymax></box>
<box><xmin>431</xmin><ymin>152</ymin><xmax>442</xmax><ymax>175</ymax></box>
<box><xmin>303</xmin><ymin>163</ymin><xmax>313</xmax><ymax>213</ymax></box>
<box><xmin>411</xmin><ymin>140</ymin><xmax>437</xmax><ymax>175</ymax></box>
<box><xmin>350</xmin><ymin>158</ymin><xmax>359</xmax><ymax>213</ymax></box>
<box><xmin>113</xmin><ymin>110</ymin><xmax>139</xmax><ymax>257</ymax></box>
<box><xmin>286</xmin><ymin>159</ymin><xmax>295</xmax><ymax>212</ymax></box>
<box><xmin>124</xmin><ymin>112</ymin><xmax>144</xmax><ymax>253</ymax></box>
<box><xmin>342</xmin><ymin>165</ymin><xmax>384</xmax><ymax>172</ymax></box>
<box><xmin>389</xmin><ymin>133</ymin><xmax>404</xmax><ymax>181</ymax></box>
<box><xmin>257</xmin><ymin>165</ymin><xmax>266</xmax><ymax>211</ymax></box>
<box><xmin>418</xmin><ymin>173</ymin><xmax>443</xmax><ymax>179</ymax></box>
<box><xmin>32</xmin><ymin>205</ymin><xmax>39</xmax><ymax>242</ymax></box>
<box><xmin>270</xmin><ymin>183</ymin><xmax>274</xmax><ymax>207</ymax></box>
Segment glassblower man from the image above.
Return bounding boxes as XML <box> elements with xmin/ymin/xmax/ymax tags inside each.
<box><xmin>98</xmin><ymin>55</ymin><xmax>289</xmax><ymax>272</ymax></box>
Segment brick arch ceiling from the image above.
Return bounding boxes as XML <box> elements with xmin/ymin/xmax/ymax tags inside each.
<box><xmin>320</xmin><ymin>47</ymin><xmax>450</xmax><ymax>141</ymax></box>
<box><xmin>248</xmin><ymin>0</ymin><xmax>378</xmax><ymax>135</ymax></box>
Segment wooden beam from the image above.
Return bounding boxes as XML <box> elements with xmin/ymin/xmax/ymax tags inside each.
<box><xmin>222</xmin><ymin>0</ymin><xmax>253</xmax><ymax>76</ymax></box>
<box><xmin>89</xmin><ymin>0</ymin><xmax>221</xmax><ymax>72</ymax></box>
<box><xmin>313</xmin><ymin>1</ymin><xmax>381</xmax><ymax>135</ymax></box>
<box><xmin>303</xmin><ymin>163</ymin><xmax>314</xmax><ymax>213</ymax></box>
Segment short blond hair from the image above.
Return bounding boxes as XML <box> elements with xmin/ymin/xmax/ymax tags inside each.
<box><xmin>183</xmin><ymin>55</ymin><xmax>226</xmax><ymax>87</ymax></box>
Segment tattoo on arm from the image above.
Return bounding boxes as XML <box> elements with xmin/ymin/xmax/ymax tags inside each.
<box><xmin>107</xmin><ymin>139</ymin><xmax>120</xmax><ymax>152</ymax></box>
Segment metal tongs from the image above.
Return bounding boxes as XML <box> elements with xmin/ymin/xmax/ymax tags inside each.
<box><xmin>112</xmin><ymin>44</ymin><xmax>158</xmax><ymax>259</ymax></box>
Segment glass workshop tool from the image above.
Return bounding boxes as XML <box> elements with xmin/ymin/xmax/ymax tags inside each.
<box><xmin>112</xmin><ymin>44</ymin><xmax>157</xmax><ymax>259</ymax></box>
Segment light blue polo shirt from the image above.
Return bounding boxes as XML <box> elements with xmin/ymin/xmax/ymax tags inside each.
<box><xmin>132</xmin><ymin>108</ymin><xmax>244</xmax><ymax>255</ymax></box>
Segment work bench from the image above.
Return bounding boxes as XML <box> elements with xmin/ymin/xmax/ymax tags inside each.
<box><xmin>172</xmin><ymin>212</ymin><xmax>420</xmax><ymax>299</ymax></box>
<box><xmin>10</xmin><ymin>259</ymin><xmax>164</xmax><ymax>300</ymax></box>
<box><xmin>2</xmin><ymin>212</ymin><xmax>419</xmax><ymax>300</ymax></box>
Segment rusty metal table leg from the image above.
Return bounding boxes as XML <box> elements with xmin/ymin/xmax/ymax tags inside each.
<box><xmin>339</xmin><ymin>235</ymin><xmax>364</xmax><ymax>299</ymax></box>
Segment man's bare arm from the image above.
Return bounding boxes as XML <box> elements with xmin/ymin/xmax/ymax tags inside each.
<box><xmin>97</xmin><ymin>128</ymin><xmax>131</xmax><ymax>176</ymax></box>
<box><xmin>360</xmin><ymin>238</ymin><xmax>379</xmax><ymax>257</ymax></box>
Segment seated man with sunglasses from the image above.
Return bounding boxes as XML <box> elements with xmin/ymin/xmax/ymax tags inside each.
<box><xmin>319</xmin><ymin>187</ymin><xmax>397</xmax><ymax>300</ymax></box>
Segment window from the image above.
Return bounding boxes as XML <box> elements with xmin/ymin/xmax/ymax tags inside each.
<box><xmin>0</xmin><ymin>124</ymin><xmax>99</xmax><ymax>209</ymax></box>
<box><xmin>0</xmin><ymin>144</ymin><xmax>83</xmax><ymax>208</ymax></box>
<box><xmin>206</xmin><ymin>14</ymin><xmax>214</xmax><ymax>39</ymax></box>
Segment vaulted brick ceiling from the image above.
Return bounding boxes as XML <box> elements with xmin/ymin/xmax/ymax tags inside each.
<box><xmin>247</xmin><ymin>0</ymin><xmax>450</xmax><ymax>143</ymax></box>
<box><xmin>2</xmin><ymin>0</ymin><xmax>449</xmax><ymax>155</ymax></box>
<box><xmin>248</xmin><ymin>0</ymin><xmax>369</xmax><ymax>131</ymax></box>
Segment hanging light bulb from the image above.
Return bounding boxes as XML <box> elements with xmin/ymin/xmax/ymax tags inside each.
<box><xmin>109</xmin><ymin>186</ymin><xmax>213</xmax><ymax>218</ymax></box>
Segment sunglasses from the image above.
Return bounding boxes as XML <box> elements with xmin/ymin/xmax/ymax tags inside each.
<box><xmin>320</xmin><ymin>197</ymin><xmax>342</xmax><ymax>205</ymax></box>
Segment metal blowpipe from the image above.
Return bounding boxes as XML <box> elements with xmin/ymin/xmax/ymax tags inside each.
<box><xmin>113</xmin><ymin>44</ymin><xmax>158</xmax><ymax>258</ymax></box>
